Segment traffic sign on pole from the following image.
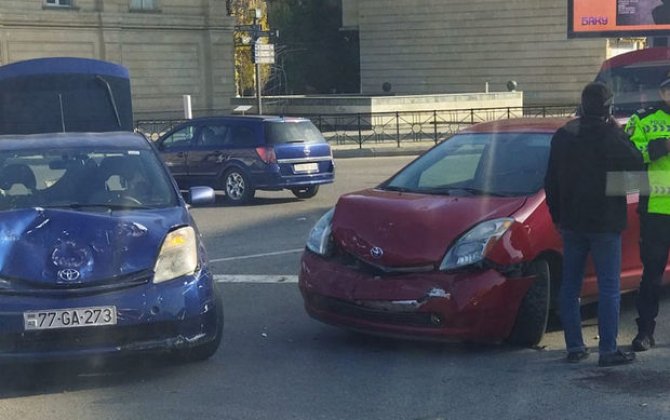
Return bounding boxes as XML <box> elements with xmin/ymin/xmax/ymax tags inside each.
<box><xmin>254</xmin><ymin>43</ymin><xmax>275</xmax><ymax>64</ymax></box>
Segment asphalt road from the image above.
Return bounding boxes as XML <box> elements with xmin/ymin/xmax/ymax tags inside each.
<box><xmin>195</xmin><ymin>156</ymin><xmax>411</xmax><ymax>276</ymax></box>
<box><xmin>3</xmin><ymin>156</ymin><xmax>670</xmax><ymax>420</ymax></box>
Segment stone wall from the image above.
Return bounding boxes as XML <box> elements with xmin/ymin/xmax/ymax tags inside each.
<box><xmin>344</xmin><ymin>0</ymin><xmax>609</xmax><ymax>106</ymax></box>
<box><xmin>231</xmin><ymin>92</ymin><xmax>522</xmax><ymax>116</ymax></box>
<box><xmin>230</xmin><ymin>91</ymin><xmax>533</xmax><ymax>146</ymax></box>
<box><xmin>0</xmin><ymin>0</ymin><xmax>236</xmax><ymax>120</ymax></box>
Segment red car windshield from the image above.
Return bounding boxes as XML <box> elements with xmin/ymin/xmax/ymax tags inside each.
<box><xmin>382</xmin><ymin>132</ymin><xmax>552</xmax><ymax>197</ymax></box>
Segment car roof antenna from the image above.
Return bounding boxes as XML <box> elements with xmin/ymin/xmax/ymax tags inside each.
<box><xmin>95</xmin><ymin>75</ymin><xmax>122</xmax><ymax>128</ymax></box>
<box><xmin>58</xmin><ymin>93</ymin><xmax>66</xmax><ymax>132</ymax></box>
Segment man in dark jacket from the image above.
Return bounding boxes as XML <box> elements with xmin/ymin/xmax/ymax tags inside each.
<box><xmin>544</xmin><ymin>82</ymin><xmax>643</xmax><ymax>367</ymax></box>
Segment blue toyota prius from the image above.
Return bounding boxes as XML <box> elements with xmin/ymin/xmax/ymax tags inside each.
<box><xmin>0</xmin><ymin>131</ymin><xmax>222</xmax><ymax>362</ymax></box>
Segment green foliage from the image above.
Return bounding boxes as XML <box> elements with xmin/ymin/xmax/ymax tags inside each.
<box><xmin>232</xmin><ymin>0</ymin><xmax>360</xmax><ymax>96</ymax></box>
<box><xmin>231</xmin><ymin>0</ymin><xmax>271</xmax><ymax>96</ymax></box>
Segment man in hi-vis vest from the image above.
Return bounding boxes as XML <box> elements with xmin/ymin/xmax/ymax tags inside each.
<box><xmin>625</xmin><ymin>72</ymin><xmax>670</xmax><ymax>351</ymax></box>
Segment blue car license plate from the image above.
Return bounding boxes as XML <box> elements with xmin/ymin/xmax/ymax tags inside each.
<box><xmin>24</xmin><ymin>306</ymin><xmax>117</xmax><ymax>330</ymax></box>
<box><xmin>294</xmin><ymin>163</ymin><xmax>319</xmax><ymax>173</ymax></box>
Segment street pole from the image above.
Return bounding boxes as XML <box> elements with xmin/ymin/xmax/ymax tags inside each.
<box><xmin>236</xmin><ymin>8</ymin><xmax>275</xmax><ymax>116</ymax></box>
<box><xmin>253</xmin><ymin>9</ymin><xmax>262</xmax><ymax>115</ymax></box>
<box><xmin>255</xmin><ymin>60</ymin><xmax>262</xmax><ymax>115</ymax></box>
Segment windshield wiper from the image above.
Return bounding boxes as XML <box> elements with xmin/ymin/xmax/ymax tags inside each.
<box><xmin>41</xmin><ymin>203</ymin><xmax>152</xmax><ymax>211</ymax></box>
<box><xmin>458</xmin><ymin>187</ymin><xmax>516</xmax><ymax>197</ymax></box>
<box><xmin>382</xmin><ymin>185</ymin><xmax>414</xmax><ymax>193</ymax></box>
<box><xmin>95</xmin><ymin>75</ymin><xmax>122</xmax><ymax>128</ymax></box>
<box><xmin>420</xmin><ymin>187</ymin><xmax>509</xmax><ymax>197</ymax></box>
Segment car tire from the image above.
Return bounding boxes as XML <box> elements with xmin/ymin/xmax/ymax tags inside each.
<box><xmin>507</xmin><ymin>259</ymin><xmax>551</xmax><ymax>347</ymax></box>
<box><xmin>177</xmin><ymin>291</ymin><xmax>224</xmax><ymax>362</ymax></box>
<box><xmin>291</xmin><ymin>185</ymin><xmax>319</xmax><ymax>199</ymax></box>
<box><xmin>223</xmin><ymin>168</ymin><xmax>255</xmax><ymax>204</ymax></box>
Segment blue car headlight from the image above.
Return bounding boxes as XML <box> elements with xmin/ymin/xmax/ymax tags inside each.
<box><xmin>439</xmin><ymin>218</ymin><xmax>514</xmax><ymax>271</ymax></box>
<box><xmin>306</xmin><ymin>208</ymin><xmax>335</xmax><ymax>256</ymax></box>
<box><xmin>154</xmin><ymin>226</ymin><xmax>198</xmax><ymax>283</ymax></box>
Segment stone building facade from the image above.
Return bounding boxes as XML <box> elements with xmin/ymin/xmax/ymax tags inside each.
<box><xmin>0</xmin><ymin>0</ymin><xmax>236</xmax><ymax>120</ymax></box>
<box><xmin>342</xmin><ymin>0</ymin><xmax>640</xmax><ymax>106</ymax></box>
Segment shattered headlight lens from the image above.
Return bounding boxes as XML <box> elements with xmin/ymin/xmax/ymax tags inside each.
<box><xmin>439</xmin><ymin>218</ymin><xmax>514</xmax><ymax>271</ymax></box>
<box><xmin>306</xmin><ymin>208</ymin><xmax>335</xmax><ymax>256</ymax></box>
<box><xmin>154</xmin><ymin>226</ymin><xmax>198</xmax><ymax>284</ymax></box>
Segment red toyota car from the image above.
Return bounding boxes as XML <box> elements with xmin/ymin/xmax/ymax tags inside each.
<box><xmin>298</xmin><ymin>117</ymin><xmax>651</xmax><ymax>346</ymax></box>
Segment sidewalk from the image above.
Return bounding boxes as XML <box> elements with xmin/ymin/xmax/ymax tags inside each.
<box><xmin>330</xmin><ymin>140</ymin><xmax>437</xmax><ymax>159</ymax></box>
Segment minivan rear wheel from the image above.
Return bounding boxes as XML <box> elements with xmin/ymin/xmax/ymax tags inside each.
<box><xmin>223</xmin><ymin>168</ymin><xmax>255</xmax><ymax>204</ymax></box>
<box><xmin>291</xmin><ymin>185</ymin><xmax>319</xmax><ymax>199</ymax></box>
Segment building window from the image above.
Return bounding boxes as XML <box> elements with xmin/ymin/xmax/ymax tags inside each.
<box><xmin>130</xmin><ymin>0</ymin><xmax>158</xmax><ymax>11</ymax></box>
<box><xmin>45</xmin><ymin>0</ymin><xmax>73</xmax><ymax>6</ymax></box>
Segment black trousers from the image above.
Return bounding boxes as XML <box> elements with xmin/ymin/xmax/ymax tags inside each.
<box><xmin>637</xmin><ymin>213</ymin><xmax>670</xmax><ymax>334</ymax></box>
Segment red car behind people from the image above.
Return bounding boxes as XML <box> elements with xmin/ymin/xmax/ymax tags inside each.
<box><xmin>299</xmin><ymin>118</ymin><xmax>651</xmax><ymax>346</ymax></box>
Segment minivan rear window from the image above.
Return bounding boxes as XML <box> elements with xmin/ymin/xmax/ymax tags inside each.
<box><xmin>265</xmin><ymin>121</ymin><xmax>326</xmax><ymax>145</ymax></box>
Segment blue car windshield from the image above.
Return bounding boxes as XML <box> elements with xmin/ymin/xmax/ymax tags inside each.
<box><xmin>382</xmin><ymin>132</ymin><xmax>552</xmax><ymax>197</ymax></box>
<box><xmin>0</xmin><ymin>148</ymin><xmax>178</xmax><ymax>211</ymax></box>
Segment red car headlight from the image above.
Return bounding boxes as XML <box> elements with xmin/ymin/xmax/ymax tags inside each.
<box><xmin>439</xmin><ymin>218</ymin><xmax>514</xmax><ymax>270</ymax></box>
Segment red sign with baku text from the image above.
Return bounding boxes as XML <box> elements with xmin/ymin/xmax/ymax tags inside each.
<box><xmin>570</xmin><ymin>0</ymin><xmax>670</xmax><ymax>37</ymax></box>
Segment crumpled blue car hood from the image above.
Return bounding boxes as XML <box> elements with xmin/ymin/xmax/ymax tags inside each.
<box><xmin>0</xmin><ymin>207</ymin><xmax>190</xmax><ymax>285</ymax></box>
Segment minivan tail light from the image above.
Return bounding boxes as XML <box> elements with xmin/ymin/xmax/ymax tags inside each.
<box><xmin>255</xmin><ymin>146</ymin><xmax>277</xmax><ymax>164</ymax></box>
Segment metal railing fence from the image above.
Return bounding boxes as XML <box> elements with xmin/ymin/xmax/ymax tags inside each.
<box><xmin>135</xmin><ymin>104</ymin><xmax>577</xmax><ymax>148</ymax></box>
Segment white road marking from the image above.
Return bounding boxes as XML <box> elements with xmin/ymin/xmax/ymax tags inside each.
<box><xmin>209</xmin><ymin>248</ymin><xmax>304</xmax><ymax>263</ymax></box>
<box><xmin>214</xmin><ymin>275</ymin><xmax>298</xmax><ymax>283</ymax></box>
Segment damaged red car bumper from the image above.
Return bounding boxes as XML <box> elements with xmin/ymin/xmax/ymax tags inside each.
<box><xmin>299</xmin><ymin>251</ymin><xmax>536</xmax><ymax>343</ymax></box>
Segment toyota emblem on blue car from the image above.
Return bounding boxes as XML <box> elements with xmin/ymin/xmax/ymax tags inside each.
<box><xmin>57</xmin><ymin>268</ymin><xmax>81</xmax><ymax>282</ymax></box>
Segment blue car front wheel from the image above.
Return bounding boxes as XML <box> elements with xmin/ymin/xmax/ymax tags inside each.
<box><xmin>176</xmin><ymin>291</ymin><xmax>224</xmax><ymax>362</ymax></box>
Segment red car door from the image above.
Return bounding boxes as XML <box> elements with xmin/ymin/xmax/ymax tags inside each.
<box><xmin>581</xmin><ymin>177</ymin><xmax>643</xmax><ymax>296</ymax></box>
<box><xmin>620</xmin><ymin>190</ymin><xmax>643</xmax><ymax>292</ymax></box>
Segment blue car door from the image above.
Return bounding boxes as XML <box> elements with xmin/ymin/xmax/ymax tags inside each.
<box><xmin>186</xmin><ymin>123</ymin><xmax>232</xmax><ymax>185</ymax></box>
<box><xmin>157</xmin><ymin>125</ymin><xmax>196</xmax><ymax>187</ymax></box>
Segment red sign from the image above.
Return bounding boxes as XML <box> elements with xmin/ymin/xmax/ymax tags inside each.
<box><xmin>570</xmin><ymin>0</ymin><xmax>670</xmax><ymax>37</ymax></box>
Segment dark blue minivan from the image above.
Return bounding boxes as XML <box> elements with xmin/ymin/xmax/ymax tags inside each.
<box><xmin>156</xmin><ymin>116</ymin><xmax>335</xmax><ymax>204</ymax></box>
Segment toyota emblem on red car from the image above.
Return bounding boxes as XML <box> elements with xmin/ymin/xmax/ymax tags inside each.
<box><xmin>370</xmin><ymin>246</ymin><xmax>384</xmax><ymax>259</ymax></box>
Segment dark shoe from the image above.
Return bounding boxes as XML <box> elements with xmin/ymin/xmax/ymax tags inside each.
<box><xmin>566</xmin><ymin>348</ymin><xmax>590</xmax><ymax>363</ymax></box>
<box><xmin>632</xmin><ymin>333</ymin><xmax>656</xmax><ymax>352</ymax></box>
<box><xmin>598</xmin><ymin>350</ymin><xmax>636</xmax><ymax>367</ymax></box>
